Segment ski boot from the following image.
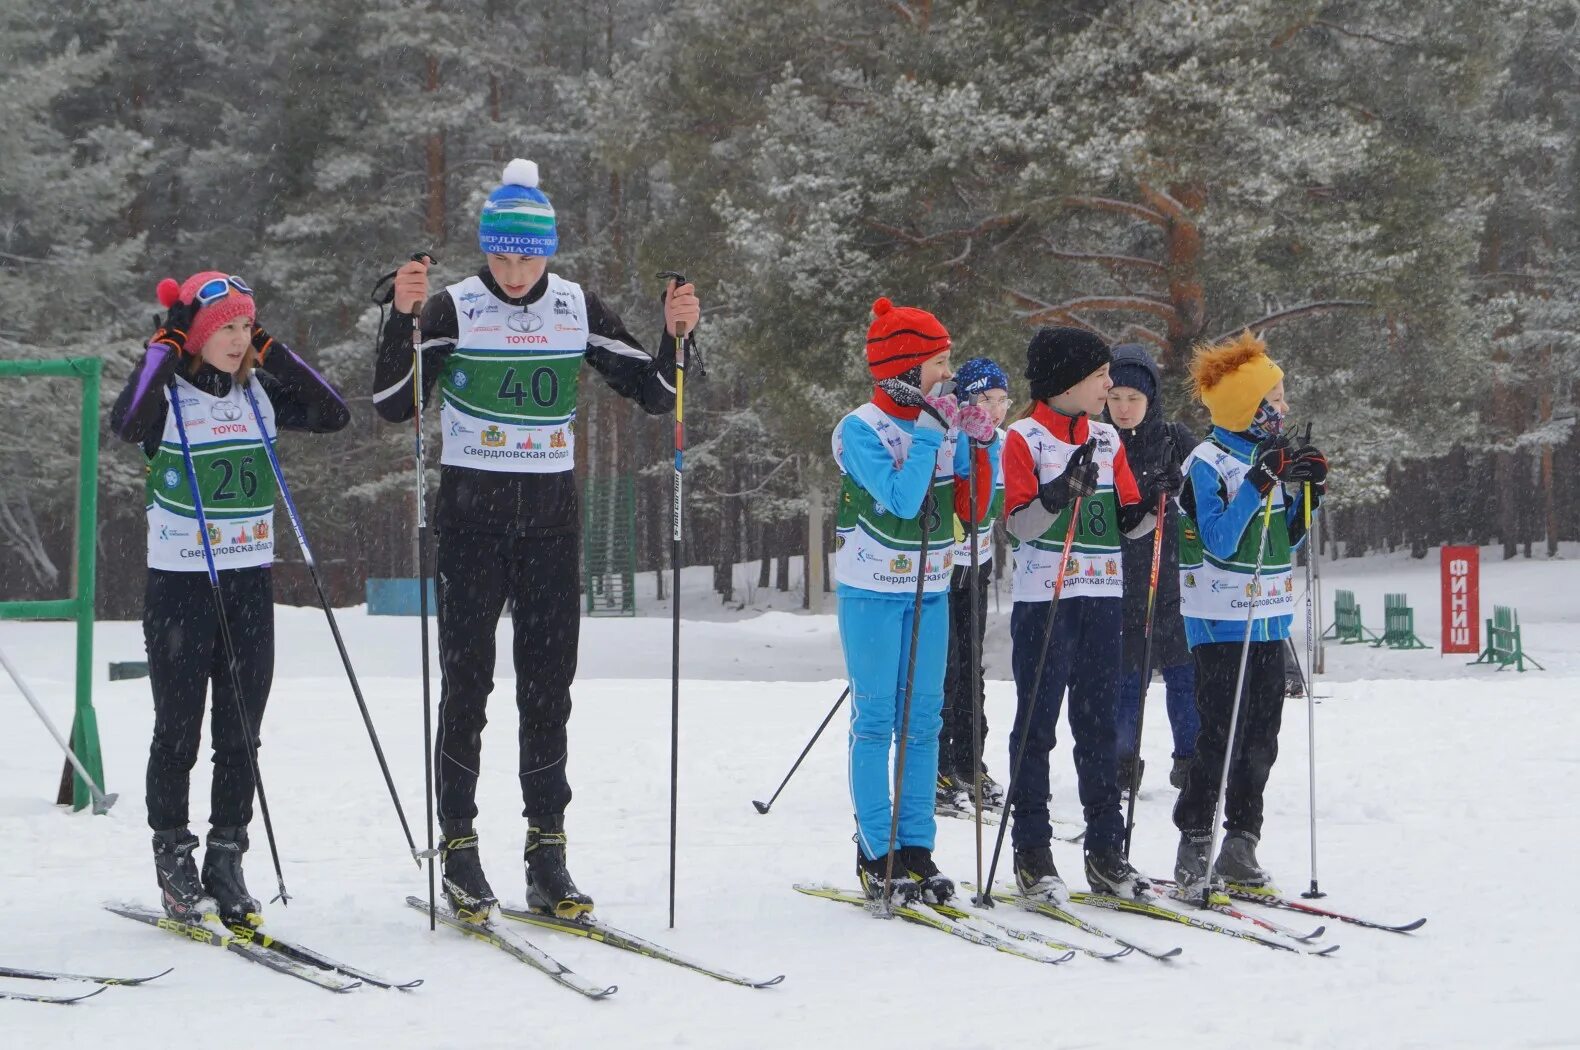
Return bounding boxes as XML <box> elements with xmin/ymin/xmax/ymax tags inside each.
<box><xmin>202</xmin><ymin>826</ymin><xmax>262</xmax><ymax>928</ymax></box>
<box><xmin>975</xmin><ymin>766</ymin><xmax>1006</xmax><ymax>810</ymax></box>
<box><xmin>1084</xmin><ymin>847</ymin><xmax>1150</xmax><ymax>899</ymax></box>
<box><xmin>152</xmin><ymin>828</ymin><xmax>206</xmax><ymax>921</ymax></box>
<box><xmin>1214</xmin><ymin>831</ymin><xmax>1276</xmax><ymax>893</ymax></box>
<box><xmin>856</xmin><ymin>847</ymin><xmax>921</xmax><ymax>907</ymax></box>
<box><xmin>525</xmin><ymin>817</ymin><xmax>594</xmax><ymax>920</ymax></box>
<box><xmin>897</xmin><ymin>845</ymin><xmax>955</xmax><ymax>904</ymax></box>
<box><xmin>935</xmin><ymin>769</ymin><xmax>969</xmax><ymax>811</ymax></box>
<box><xmin>1174</xmin><ymin>830</ymin><xmax>1224</xmax><ymax>902</ymax></box>
<box><xmin>1012</xmin><ymin>847</ymin><xmax>1069</xmax><ymax>905</ymax></box>
<box><xmin>1168</xmin><ymin>756</ymin><xmax>1191</xmax><ymax>791</ymax></box>
<box><xmin>439</xmin><ymin>821</ymin><xmax>498</xmax><ymax>922</ymax></box>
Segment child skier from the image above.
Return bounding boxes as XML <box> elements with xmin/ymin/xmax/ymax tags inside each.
<box><xmin>371</xmin><ymin>160</ymin><xmax>697</xmax><ymax>921</ymax></box>
<box><xmin>1103</xmin><ymin>344</ymin><xmax>1198</xmax><ymax>792</ymax></box>
<box><xmin>1172</xmin><ymin>331</ymin><xmax>1326</xmax><ymax>894</ymax></box>
<box><xmin>833</xmin><ymin>297</ymin><xmax>994</xmax><ymax>904</ymax></box>
<box><xmin>1002</xmin><ymin>327</ymin><xmax>1177</xmax><ymax>902</ymax></box>
<box><xmin>936</xmin><ymin>357</ymin><xmax>1009</xmax><ymax>811</ymax></box>
<box><xmin>111</xmin><ymin>272</ymin><xmax>350</xmax><ymax>924</ymax></box>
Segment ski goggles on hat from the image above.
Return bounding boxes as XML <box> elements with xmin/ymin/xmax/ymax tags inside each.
<box><xmin>195</xmin><ymin>275</ymin><xmax>253</xmax><ymax>306</ymax></box>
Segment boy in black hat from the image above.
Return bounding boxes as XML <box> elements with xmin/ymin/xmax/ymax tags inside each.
<box><xmin>1001</xmin><ymin>327</ymin><xmax>1178</xmax><ymax>901</ymax></box>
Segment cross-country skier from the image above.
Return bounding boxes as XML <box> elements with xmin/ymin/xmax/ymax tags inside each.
<box><xmin>112</xmin><ymin>272</ymin><xmax>350</xmax><ymax>924</ymax></box>
<box><xmin>1002</xmin><ymin>327</ymin><xmax>1178</xmax><ymax>903</ymax></box>
<box><xmin>1102</xmin><ymin>344</ymin><xmax>1198</xmax><ymax>792</ymax></box>
<box><xmin>936</xmin><ymin>356</ymin><xmax>1009</xmax><ymax>811</ymax></box>
<box><xmin>1172</xmin><ymin>330</ymin><xmax>1326</xmax><ymax>895</ymax></box>
<box><xmin>833</xmin><ymin>298</ymin><xmax>995</xmax><ymax>905</ymax></box>
<box><xmin>371</xmin><ymin>159</ymin><xmax>698</xmax><ymax>921</ymax></box>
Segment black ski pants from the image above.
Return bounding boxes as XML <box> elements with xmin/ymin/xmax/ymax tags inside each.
<box><xmin>144</xmin><ymin>567</ymin><xmax>273</xmax><ymax>832</ymax></box>
<box><xmin>1173</xmin><ymin>640</ymin><xmax>1286</xmax><ymax>839</ymax></box>
<box><xmin>940</xmin><ymin>561</ymin><xmax>991</xmax><ymax>776</ymax></box>
<box><xmin>435</xmin><ymin>529</ymin><xmax>578</xmax><ymax>825</ymax></box>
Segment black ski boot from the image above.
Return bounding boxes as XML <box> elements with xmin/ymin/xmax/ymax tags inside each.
<box><xmin>201</xmin><ymin>826</ymin><xmax>261</xmax><ymax>928</ymax></box>
<box><xmin>525</xmin><ymin>817</ymin><xmax>594</xmax><ymax>920</ymax></box>
<box><xmin>1174</xmin><ymin>830</ymin><xmax>1221</xmax><ymax>900</ymax></box>
<box><xmin>897</xmin><ymin>845</ymin><xmax>955</xmax><ymax>904</ymax></box>
<box><xmin>935</xmin><ymin>769</ymin><xmax>969</xmax><ymax>811</ymax></box>
<box><xmin>1013</xmin><ymin>846</ymin><xmax>1069</xmax><ymax>904</ymax></box>
<box><xmin>856</xmin><ymin>846</ymin><xmax>921</xmax><ymax>907</ymax></box>
<box><xmin>439</xmin><ymin>821</ymin><xmax>497</xmax><ymax>922</ymax></box>
<box><xmin>152</xmin><ymin>828</ymin><xmax>205</xmax><ymax>921</ymax></box>
<box><xmin>975</xmin><ymin>766</ymin><xmax>1006</xmax><ymax>809</ymax></box>
<box><xmin>1214</xmin><ymin>831</ymin><xmax>1276</xmax><ymax>891</ymax></box>
<box><xmin>1169</xmin><ymin>756</ymin><xmax>1191</xmax><ymax>790</ymax></box>
<box><xmin>1084</xmin><ymin>847</ymin><xmax>1150</xmax><ymax>899</ymax></box>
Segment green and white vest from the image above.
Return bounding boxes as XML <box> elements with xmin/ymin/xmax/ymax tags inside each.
<box><xmin>144</xmin><ymin>376</ymin><xmax>277</xmax><ymax>571</ymax></box>
<box><xmin>438</xmin><ymin>273</ymin><xmax>588</xmax><ymax>473</ymax></box>
<box><xmin>1177</xmin><ymin>440</ymin><xmax>1296</xmax><ymax>621</ymax></box>
<box><xmin>1007</xmin><ymin>417</ymin><xmax>1126</xmax><ymax>602</ymax></box>
<box><xmin>832</xmin><ymin>404</ymin><xmax>957</xmax><ymax>595</ymax></box>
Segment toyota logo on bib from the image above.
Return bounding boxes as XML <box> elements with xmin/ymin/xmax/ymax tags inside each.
<box><xmin>212</xmin><ymin>399</ymin><xmax>242</xmax><ymax>421</ymax></box>
<box><xmin>506</xmin><ymin>310</ymin><xmax>543</xmax><ymax>334</ymax></box>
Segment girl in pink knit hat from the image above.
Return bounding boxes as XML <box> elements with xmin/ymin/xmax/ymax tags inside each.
<box><xmin>111</xmin><ymin>270</ymin><xmax>350</xmax><ymax>926</ymax></box>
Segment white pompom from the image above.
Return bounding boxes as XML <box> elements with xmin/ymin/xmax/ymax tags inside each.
<box><xmin>501</xmin><ymin>158</ymin><xmax>539</xmax><ymax>188</ymax></box>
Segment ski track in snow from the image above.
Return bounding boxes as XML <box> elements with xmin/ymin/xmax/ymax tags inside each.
<box><xmin>2</xmin><ymin>547</ymin><xmax>1578</xmax><ymax>1048</ymax></box>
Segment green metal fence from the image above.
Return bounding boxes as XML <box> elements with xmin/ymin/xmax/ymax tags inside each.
<box><xmin>0</xmin><ymin>358</ymin><xmax>105</xmax><ymax>811</ymax></box>
<box><xmin>583</xmin><ymin>473</ymin><xmax>636</xmax><ymax>616</ymax></box>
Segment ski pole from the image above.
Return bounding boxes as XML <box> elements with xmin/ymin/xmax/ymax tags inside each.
<box><xmin>1200</xmin><ymin>487</ymin><xmax>1278</xmax><ymax>908</ymax></box>
<box><xmin>1301</xmin><ymin>466</ymin><xmax>1325</xmax><ymax>900</ymax></box>
<box><xmin>880</xmin><ymin>492</ymin><xmax>937</xmax><ymax>916</ymax></box>
<box><xmin>977</xmin><ymin>493</ymin><xmax>1084</xmax><ymax>908</ymax></box>
<box><xmin>752</xmin><ymin>686</ymin><xmax>849</xmax><ymax>815</ymax></box>
<box><xmin>168</xmin><ymin>385</ymin><xmax>290</xmax><ymax>906</ymax></box>
<box><xmin>240</xmin><ymin>382</ymin><xmax>420</xmax><ymax>867</ymax></box>
<box><xmin>409</xmin><ymin>257</ymin><xmax>439</xmax><ymax>930</ymax></box>
<box><xmin>1122</xmin><ymin>481</ymin><xmax>1171</xmax><ymax>855</ymax></box>
<box><xmin>965</xmin><ymin>435</ymin><xmax>985</xmax><ymax>895</ymax></box>
<box><xmin>657</xmin><ymin>270</ymin><xmax>694</xmax><ymax>930</ymax></box>
<box><xmin>372</xmin><ymin>250</ymin><xmax>440</xmax><ymax>925</ymax></box>
<box><xmin>0</xmin><ymin>642</ymin><xmax>117</xmax><ymax>815</ymax></box>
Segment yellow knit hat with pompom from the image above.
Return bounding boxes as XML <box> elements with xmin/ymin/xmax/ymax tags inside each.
<box><xmin>1190</xmin><ymin>330</ymin><xmax>1283</xmax><ymax>432</ymax></box>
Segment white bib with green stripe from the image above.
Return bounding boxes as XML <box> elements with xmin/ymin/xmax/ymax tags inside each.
<box><xmin>832</xmin><ymin>404</ymin><xmax>957</xmax><ymax>595</ymax></box>
<box><xmin>953</xmin><ymin>427</ymin><xmax>1004</xmax><ymax>567</ymax></box>
<box><xmin>438</xmin><ymin>273</ymin><xmax>587</xmax><ymax>473</ymax></box>
<box><xmin>145</xmin><ymin>376</ymin><xmax>277</xmax><ymax>572</ymax></box>
<box><xmin>1177</xmin><ymin>440</ymin><xmax>1295</xmax><ymax>621</ymax></box>
<box><xmin>1007</xmin><ymin>417</ymin><xmax>1126</xmax><ymax>602</ymax></box>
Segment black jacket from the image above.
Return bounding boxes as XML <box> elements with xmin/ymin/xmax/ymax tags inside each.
<box><xmin>112</xmin><ymin>343</ymin><xmax>350</xmax><ymax>457</ymax></box>
<box><xmin>371</xmin><ymin>268</ymin><xmax>676</xmax><ymax>537</ymax></box>
<box><xmin>1104</xmin><ymin>344</ymin><xmax>1195</xmax><ymax>674</ymax></box>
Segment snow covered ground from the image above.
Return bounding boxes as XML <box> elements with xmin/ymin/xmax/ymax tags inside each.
<box><xmin>2</xmin><ymin>545</ymin><xmax>1577</xmax><ymax>1048</ymax></box>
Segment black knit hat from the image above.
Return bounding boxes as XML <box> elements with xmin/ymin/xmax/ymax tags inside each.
<box><xmin>1025</xmin><ymin>326</ymin><xmax>1111</xmax><ymax>400</ymax></box>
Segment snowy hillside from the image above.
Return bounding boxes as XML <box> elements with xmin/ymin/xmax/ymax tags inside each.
<box><xmin>2</xmin><ymin>546</ymin><xmax>1577</xmax><ymax>1048</ymax></box>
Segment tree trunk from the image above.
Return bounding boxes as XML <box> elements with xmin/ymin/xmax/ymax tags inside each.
<box><xmin>805</xmin><ymin>475</ymin><xmax>826</xmax><ymax>613</ymax></box>
<box><xmin>424</xmin><ymin>55</ymin><xmax>446</xmax><ymax>244</ymax></box>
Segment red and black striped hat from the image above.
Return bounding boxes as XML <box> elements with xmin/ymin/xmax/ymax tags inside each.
<box><xmin>865</xmin><ymin>296</ymin><xmax>950</xmax><ymax>380</ymax></box>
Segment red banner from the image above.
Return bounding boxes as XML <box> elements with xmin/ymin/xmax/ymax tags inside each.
<box><xmin>1440</xmin><ymin>546</ymin><xmax>1480</xmax><ymax>654</ymax></box>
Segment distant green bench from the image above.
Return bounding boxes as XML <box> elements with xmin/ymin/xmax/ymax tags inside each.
<box><xmin>1471</xmin><ymin>605</ymin><xmax>1544</xmax><ymax>672</ymax></box>
<box><xmin>1371</xmin><ymin>593</ymin><xmax>1429</xmax><ymax>650</ymax></box>
<box><xmin>1324</xmin><ymin>589</ymin><xmax>1379</xmax><ymax>645</ymax></box>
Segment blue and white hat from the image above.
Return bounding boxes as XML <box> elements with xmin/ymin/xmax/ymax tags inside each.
<box><xmin>478</xmin><ymin>159</ymin><xmax>557</xmax><ymax>256</ymax></box>
<box><xmin>954</xmin><ymin>356</ymin><xmax>1009</xmax><ymax>399</ymax></box>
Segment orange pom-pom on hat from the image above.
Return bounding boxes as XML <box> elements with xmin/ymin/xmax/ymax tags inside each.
<box><xmin>865</xmin><ymin>296</ymin><xmax>950</xmax><ymax>380</ymax></box>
